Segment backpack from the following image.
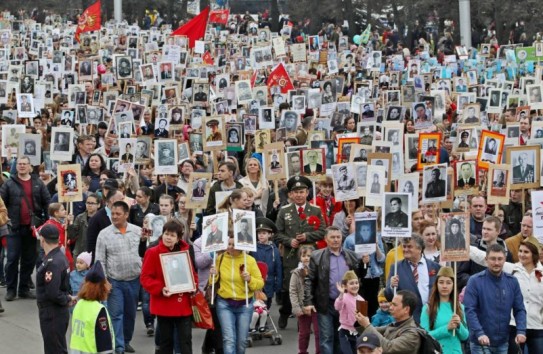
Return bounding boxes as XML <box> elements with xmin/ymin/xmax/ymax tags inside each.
<box><xmin>415</xmin><ymin>327</ymin><xmax>442</xmax><ymax>354</ymax></box>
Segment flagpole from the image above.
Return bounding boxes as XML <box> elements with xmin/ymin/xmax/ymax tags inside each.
<box><xmin>114</xmin><ymin>0</ymin><xmax>122</xmax><ymax>23</ymax></box>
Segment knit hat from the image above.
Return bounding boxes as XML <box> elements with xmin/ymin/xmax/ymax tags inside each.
<box><xmin>77</xmin><ymin>252</ymin><xmax>92</xmax><ymax>268</ymax></box>
<box><xmin>437</xmin><ymin>266</ymin><xmax>455</xmax><ymax>279</ymax></box>
<box><xmin>342</xmin><ymin>270</ymin><xmax>358</xmax><ymax>283</ymax></box>
<box><xmin>377</xmin><ymin>289</ymin><xmax>387</xmax><ymax>303</ymax></box>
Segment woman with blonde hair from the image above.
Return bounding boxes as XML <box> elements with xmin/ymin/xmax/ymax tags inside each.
<box><xmin>239</xmin><ymin>157</ymin><xmax>267</xmax><ymax>209</ymax></box>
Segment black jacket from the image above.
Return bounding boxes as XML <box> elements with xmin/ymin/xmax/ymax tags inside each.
<box><xmin>304</xmin><ymin>247</ymin><xmax>365</xmax><ymax>314</ymax></box>
<box><xmin>86</xmin><ymin>208</ymin><xmax>111</xmax><ymax>264</ymax></box>
<box><xmin>0</xmin><ymin>174</ymin><xmax>50</xmax><ymax>230</ymax></box>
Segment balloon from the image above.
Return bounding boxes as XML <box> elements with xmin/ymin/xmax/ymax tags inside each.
<box><xmin>97</xmin><ymin>64</ymin><xmax>106</xmax><ymax>74</ymax></box>
<box><xmin>353</xmin><ymin>35</ymin><xmax>361</xmax><ymax>45</ymax></box>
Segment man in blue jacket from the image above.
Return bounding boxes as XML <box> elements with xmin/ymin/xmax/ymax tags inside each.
<box><xmin>464</xmin><ymin>243</ymin><xmax>526</xmax><ymax>354</ymax></box>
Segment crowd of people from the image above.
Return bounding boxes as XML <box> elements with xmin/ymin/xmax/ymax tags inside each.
<box><xmin>0</xmin><ymin>4</ymin><xmax>542</xmax><ymax>354</ymax></box>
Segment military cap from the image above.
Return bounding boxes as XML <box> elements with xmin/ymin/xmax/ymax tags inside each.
<box><xmin>206</xmin><ymin>119</ymin><xmax>220</xmax><ymax>127</ymax></box>
<box><xmin>255</xmin><ymin>217</ymin><xmax>277</xmax><ymax>233</ymax></box>
<box><xmin>287</xmin><ymin>175</ymin><xmax>312</xmax><ymax>192</ymax></box>
<box><xmin>356</xmin><ymin>332</ymin><xmax>380</xmax><ymax>349</ymax></box>
<box><xmin>39</xmin><ymin>224</ymin><xmax>59</xmax><ymax>241</ymax></box>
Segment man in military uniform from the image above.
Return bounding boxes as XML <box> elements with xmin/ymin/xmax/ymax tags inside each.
<box><xmin>36</xmin><ymin>224</ymin><xmax>75</xmax><ymax>354</ymax></box>
<box><xmin>275</xmin><ymin>175</ymin><xmax>325</xmax><ymax>329</ymax></box>
<box><xmin>206</xmin><ymin>119</ymin><xmax>222</xmax><ymax>142</ymax></box>
<box><xmin>384</xmin><ymin>197</ymin><xmax>409</xmax><ymax>228</ymax></box>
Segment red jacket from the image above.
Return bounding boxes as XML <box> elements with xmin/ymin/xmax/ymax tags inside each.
<box><xmin>314</xmin><ymin>195</ymin><xmax>342</xmax><ymax>226</ymax></box>
<box><xmin>141</xmin><ymin>239</ymin><xmax>198</xmax><ymax>317</ymax></box>
<box><xmin>39</xmin><ymin>218</ymin><xmax>74</xmax><ymax>270</ymax></box>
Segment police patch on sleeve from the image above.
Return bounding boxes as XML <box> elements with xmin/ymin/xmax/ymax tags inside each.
<box><xmin>99</xmin><ymin>317</ymin><xmax>108</xmax><ymax>331</ymax></box>
<box><xmin>45</xmin><ymin>271</ymin><xmax>53</xmax><ymax>283</ymax></box>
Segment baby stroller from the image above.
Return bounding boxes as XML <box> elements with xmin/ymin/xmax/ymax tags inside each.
<box><xmin>246</xmin><ymin>262</ymin><xmax>282</xmax><ymax>347</ymax></box>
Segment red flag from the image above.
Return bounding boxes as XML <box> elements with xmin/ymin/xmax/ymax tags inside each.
<box><xmin>75</xmin><ymin>1</ymin><xmax>101</xmax><ymax>43</ymax></box>
<box><xmin>171</xmin><ymin>6</ymin><xmax>210</xmax><ymax>49</ymax></box>
<box><xmin>202</xmin><ymin>51</ymin><xmax>214</xmax><ymax>65</ymax></box>
<box><xmin>267</xmin><ymin>63</ymin><xmax>294</xmax><ymax>94</ymax></box>
<box><xmin>209</xmin><ymin>9</ymin><xmax>229</xmax><ymax>24</ymax></box>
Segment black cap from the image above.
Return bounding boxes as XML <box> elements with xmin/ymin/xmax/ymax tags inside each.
<box><xmin>103</xmin><ymin>178</ymin><xmax>119</xmax><ymax>190</ymax></box>
<box><xmin>39</xmin><ymin>224</ymin><xmax>59</xmax><ymax>241</ymax></box>
<box><xmin>206</xmin><ymin>119</ymin><xmax>220</xmax><ymax>127</ymax></box>
<box><xmin>255</xmin><ymin>217</ymin><xmax>277</xmax><ymax>233</ymax></box>
<box><xmin>287</xmin><ymin>175</ymin><xmax>312</xmax><ymax>192</ymax></box>
<box><xmin>85</xmin><ymin>260</ymin><xmax>106</xmax><ymax>283</ymax></box>
<box><xmin>356</xmin><ymin>332</ymin><xmax>380</xmax><ymax>349</ymax></box>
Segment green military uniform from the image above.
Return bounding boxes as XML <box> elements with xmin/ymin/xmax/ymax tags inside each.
<box><xmin>275</xmin><ymin>176</ymin><xmax>325</xmax><ymax>327</ymax></box>
<box><xmin>206</xmin><ymin>131</ymin><xmax>223</xmax><ymax>142</ymax></box>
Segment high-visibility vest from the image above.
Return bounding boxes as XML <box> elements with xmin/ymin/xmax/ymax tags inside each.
<box><xmin>70</xmin><ymin>299</ymin><xmax>114</xmax><ymax>354</ymax></box>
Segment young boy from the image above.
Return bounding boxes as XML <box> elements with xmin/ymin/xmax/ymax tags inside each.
<box><xmin>250</xmin><ymin>217</ymin><xmax>282</xmax><ymax>310</ymax></box>
<box><xmin>371</xmin><ymin>289</ymin><xmax>395</xmax><ymax>326</ymax></box>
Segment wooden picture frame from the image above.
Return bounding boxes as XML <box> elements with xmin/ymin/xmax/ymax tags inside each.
<box><xmin>159</xmin><ymin>251</ymin><xmax>196</xmax><ymax>294</ymax></box>
<box><xmin>506</xmin><ymin>145</ymin><xmax>540</xmax><ymax>189</ymax></box>
<box><xmin>417</xmin><ymin>132</ymin><xmax>441</xmax><ymax>170</ymax></box>
<box><xmin>476</xmin><ymin>130</ymin><xmax>505</xmax><ymax>171</ymax></box>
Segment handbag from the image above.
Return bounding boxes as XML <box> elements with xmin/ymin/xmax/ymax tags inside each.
<box><xmin>204</xmin><ymin>253</ymin><xmax>224</xmax><ymax>306</ymax></box>
<box><xmin>190</xmin><ymin>290</ymin><xmax>214</xmax><ymax>330</ymax></box>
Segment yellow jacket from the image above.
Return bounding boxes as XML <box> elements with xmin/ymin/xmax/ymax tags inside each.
<box><xmin>210</xmin><ymin>252</ymin><xmax>264</xmax><ymax>301</ymax></box>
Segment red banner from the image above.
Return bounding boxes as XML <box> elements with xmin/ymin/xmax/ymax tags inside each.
<box><xmin>267</xmin><ymin>63</ymin><xmax>294</xmax><ymax>94</ymax></box>
<box><xmin>209</xmin><ymin>9</ymin><xmax>229</xmax><ymax>24</ymax></box>
<box><xmin>75</xmin><ymin>1</ymin><xmax>101</xmax><ymax>42</ymax></box>
<box><xmin>171</xmin><ymin>6</ymin><xmax>210</xmax><ymax>49</ymax></box>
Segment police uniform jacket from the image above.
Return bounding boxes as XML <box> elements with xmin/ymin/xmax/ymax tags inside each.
<box><xmin>37</xmin><ymin>247</ymin><xmax>71</xmax><ymax>307</ymax></box>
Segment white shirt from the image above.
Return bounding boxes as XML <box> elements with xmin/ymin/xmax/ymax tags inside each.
<box><xmin>410</xmin><ymin>256</ymin><xmax>430</xmax><ymax>305</ymax></box>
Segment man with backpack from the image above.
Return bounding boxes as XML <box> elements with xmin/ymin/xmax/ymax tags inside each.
<box><xmin>355</xmin><ymin>290</ymin><xmax>421</xmax><ymax>353</ymax></box>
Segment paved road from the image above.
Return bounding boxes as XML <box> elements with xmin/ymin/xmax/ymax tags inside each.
<box><xmin>0</xmin><ymin>286</ymin><xmax>306</xmax><ymax>353</ymax></box>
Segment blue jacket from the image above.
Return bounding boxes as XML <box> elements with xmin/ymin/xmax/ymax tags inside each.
<box><xmin>385</xmin><ymin>258</ymin><xmax>440</xmax><ymax>323</ymax></box>
<box><xmin>371</xmin><ymin>308</ymin><xmax>395</xmax><ymax>327</ymax></box>
<box><xmin>464</xmin><ymin>269</ymin><xmax>526</xmax><ymax>346</ymax></box>
<box><xmin>70</xmin><ymin>269</ymin><xmax>88</xmax><ymax>294</ymax></box>
<box><xmin>250</xmin><ymin>242</ymin><xmax>282</xmax><ymax>300</ymax></box>
<box><xmin>343</xmin><ymin>232</ymin><xmax>385</xmax><ymax>279</ymax></box>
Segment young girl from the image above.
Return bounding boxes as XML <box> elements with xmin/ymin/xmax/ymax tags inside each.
<box><xmin>420</xmin><ymin>266</ymin><xmax>468</xmax><ymax>354</ymax></box>
<box><xmin>289</xmin><ymin>245</ymin><xmax>320</xmax><ymax>354</ymax></box>
<box><xmin>335</xmin><ymin>270</ymin><xmax>365</xmax><ymax>354</ymax></box>
<box><xmin>70</xmin><ymin>252</ymin><xmax>92</xmax><ymax>294</ymax></box>
<box><xmin>39</xmin><ymin>203</ymin><xmax>74</xmax><ymax>270</ymax></box>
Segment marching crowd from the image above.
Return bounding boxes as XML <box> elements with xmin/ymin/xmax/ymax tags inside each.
<box><xmin>0</xmin><ymin>5</ymin><xmax>542</xmax><ymax>354</ymax></box>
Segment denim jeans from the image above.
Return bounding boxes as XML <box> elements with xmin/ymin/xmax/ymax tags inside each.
<box><xmin>317</xmin><ymin>300</ymin><xmax>340</xmax><ymax>354</ymax></box>
<box><xmin>5</xmin><ymin>227</ymin><xmax>36</xmax><ymax>294</ymax></box>
<box><xmin>216</xmin><ymin>297</ymin><xmax>253</xmax><ymax>354</ymax></box>
<box><xmin>470</xmin><ymin>342</ymin><xmax>508</xmax><ymax>354</ymax></box>
<box><xmin>141</xmin><ymin>287</ymin><xmax>154</xmax><ymax>326</ymax></box>
<box><xmin>107</xmin><ymin>277</ymin><xmax>140</xmax><ymax>352</ymax></box>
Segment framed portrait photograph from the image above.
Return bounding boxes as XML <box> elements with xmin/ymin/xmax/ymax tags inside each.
<box><xmin>18</xmin><ymin>133</ymin><xmax>41</xmax><ymax>166</ymax></box>
<box><xmin>365</xmin><ymin>165</ymin><xmax>386</xmax><ymax>207</ymax></box>
<box><xmin>301</xmin><ymin>148</ymin><xmax>326</xmax><ymax>179</ymax></box>
<box><xmin>477</xmin><ymin>130</ymin><xmax>505</xmax><ymax>170</ymax></box>
<box><xmin>397</xmin><ymin>172</ymin><xmax>419</xmax><ymax>211</ymax></box>
<box><xmin>337</xmin><ymin>137</ymin><xmax>360</xmax><ymax>163</ymax></box>
<box><xmin>422</xmin><ymin>163</ymin><xmax>448</xmax><ymax>203</ymax></box>
<box><xmin>118</xmin><ymin>138</ymin><xmax>137</xmax><ymax>172</ymax></box>
<box><xmin>154</xmin><ymin>139</ymin><xmax>178</xmax><ymax>175</ymax></box>
<box><xmin>192</xmin><ymin>82</ymin><xmax>209</xmax><ymax>103</ymax></box>
<box><xmin>16</xmin><ymin>93</ymin><xmax>35</xmax><ymax>118</ymax></box>
<box><xmin>332</xmin><ymin>163</ymin><xmax>358</xmax><ymax>202</ymax></box>
<box><xmin>160</xmin><ymin>251</ymin><xmax>196</xmax><ymax>294</ymax></box>
<box><xmin>286</xmin><ymin>151</ymin><xmax>302</xmax><ymax>179</ymax></box>
<box><xmin>264</xmin><ymin>142</ymin><xmax>286</xmax><ymax>180</ymax></box>
<box><xmin>354</xmin><ymin>212</ymin><xmax>378</xmax><ymax>255</ymax></box>
<box><xmin>254</xmin><ymin>129</ymin><xmax>270</xmax><ymax>153</ymax></box>
<box><xmin>233</xmin><ymin>209</ymin><xmax>257</xmax><ymax>252</ymax></box>
<box><xmin>527</xmin><ymin>84</ymin><xmax>543</xmax><ymax>109</ymax></box>
<box><xmin>381</xmin><ymin>192</ymin><xmax>411</xmax><ymax>237</ymax></box>
<box><xmin>487</xmin><ymin>164</ymin><xmax>511</xmax><ymax>204</ymax></box>
<box><xmin>353</xmin><ymin>162</ymin><xmax>368</xmax><ymax>197</ymax></box>
<box><xmin>57</xmin><ymin>164</ymin><xmax>83</xmax><ymax>203</ymax></box>
<box><xmin>50</xmin><ymin>127</ymin><xmax>74</xmax><ymax>161</ymax></box>
<box><xmin>454</xmin><ymin>160</ymin><xmax>478</xmax><ymax>196</ymax></box>
<box><xmin>116</xmin><ymin>55</ymin><xmax>133</xmax><ymax>80</ymax></box>
<box><xmin>507</xmin><ymin>145</ymin><xmax>540</xmax><ymax>189</ymax></box>
<box><xmin>440</xmin><ymin>212</ymin><xmax>470</xmax><ymax>262</ymax></box>
<box><xmin>203</xmin><ymin>116</ymin><xmax>226</xmax><ymax>151</ymax></box>
<box><xmin>368</xmin><ymin>152</ymin><xmax>392</xmax><ymax>188</ymax></box>
<box><xmin>417</xmin><ymin>132</ymin><xmax>441</xmax><ymax>170</ymax></box>
<box><xmin>135</xmin><ymin>136</ymin><xmax>152</xmax><ymax>164</ymax></box>
<box><xmin>243</xmin><ymin>114</ymin><xmax>257</xmax><ymax>135</ymax></box>
<box><xmin>224</xmin><ymin>122</ymin><xmax>244</xmax><ymax>152</ymax></box>
<box><xmin>187</xmin><ymin>172</ymin><xmax>212</xmax><ymax>209</ymax></box>
<box><xmin>462</xmin><ymin>104</ymin><xmax>480</xmax><ymax>124</ymax></box>
<box><xmin>202</xmin><ymin>212</ymin><xmax>229</xmax><ymax>253</ymax></box>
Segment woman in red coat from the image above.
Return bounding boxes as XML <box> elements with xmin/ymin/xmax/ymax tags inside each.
<box><xmin>141</xmin><ymin>220</ymin><xmax>198</xmax><ymax>354</ymax></box>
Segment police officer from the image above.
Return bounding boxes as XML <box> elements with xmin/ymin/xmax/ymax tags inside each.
<box><xmin>70</xmin><ymin>261</ymin><xmax>114</xmax><ymax>354</ymax></box>
<box><xmin>36</xmin><ymin>224</ymin><xmax>74</xmax><ymax>354</ymax></box>
<box><xmin>275</xmin><ymin>176</ymin><xmax>325</xmax><ymax>329</ymax></box>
